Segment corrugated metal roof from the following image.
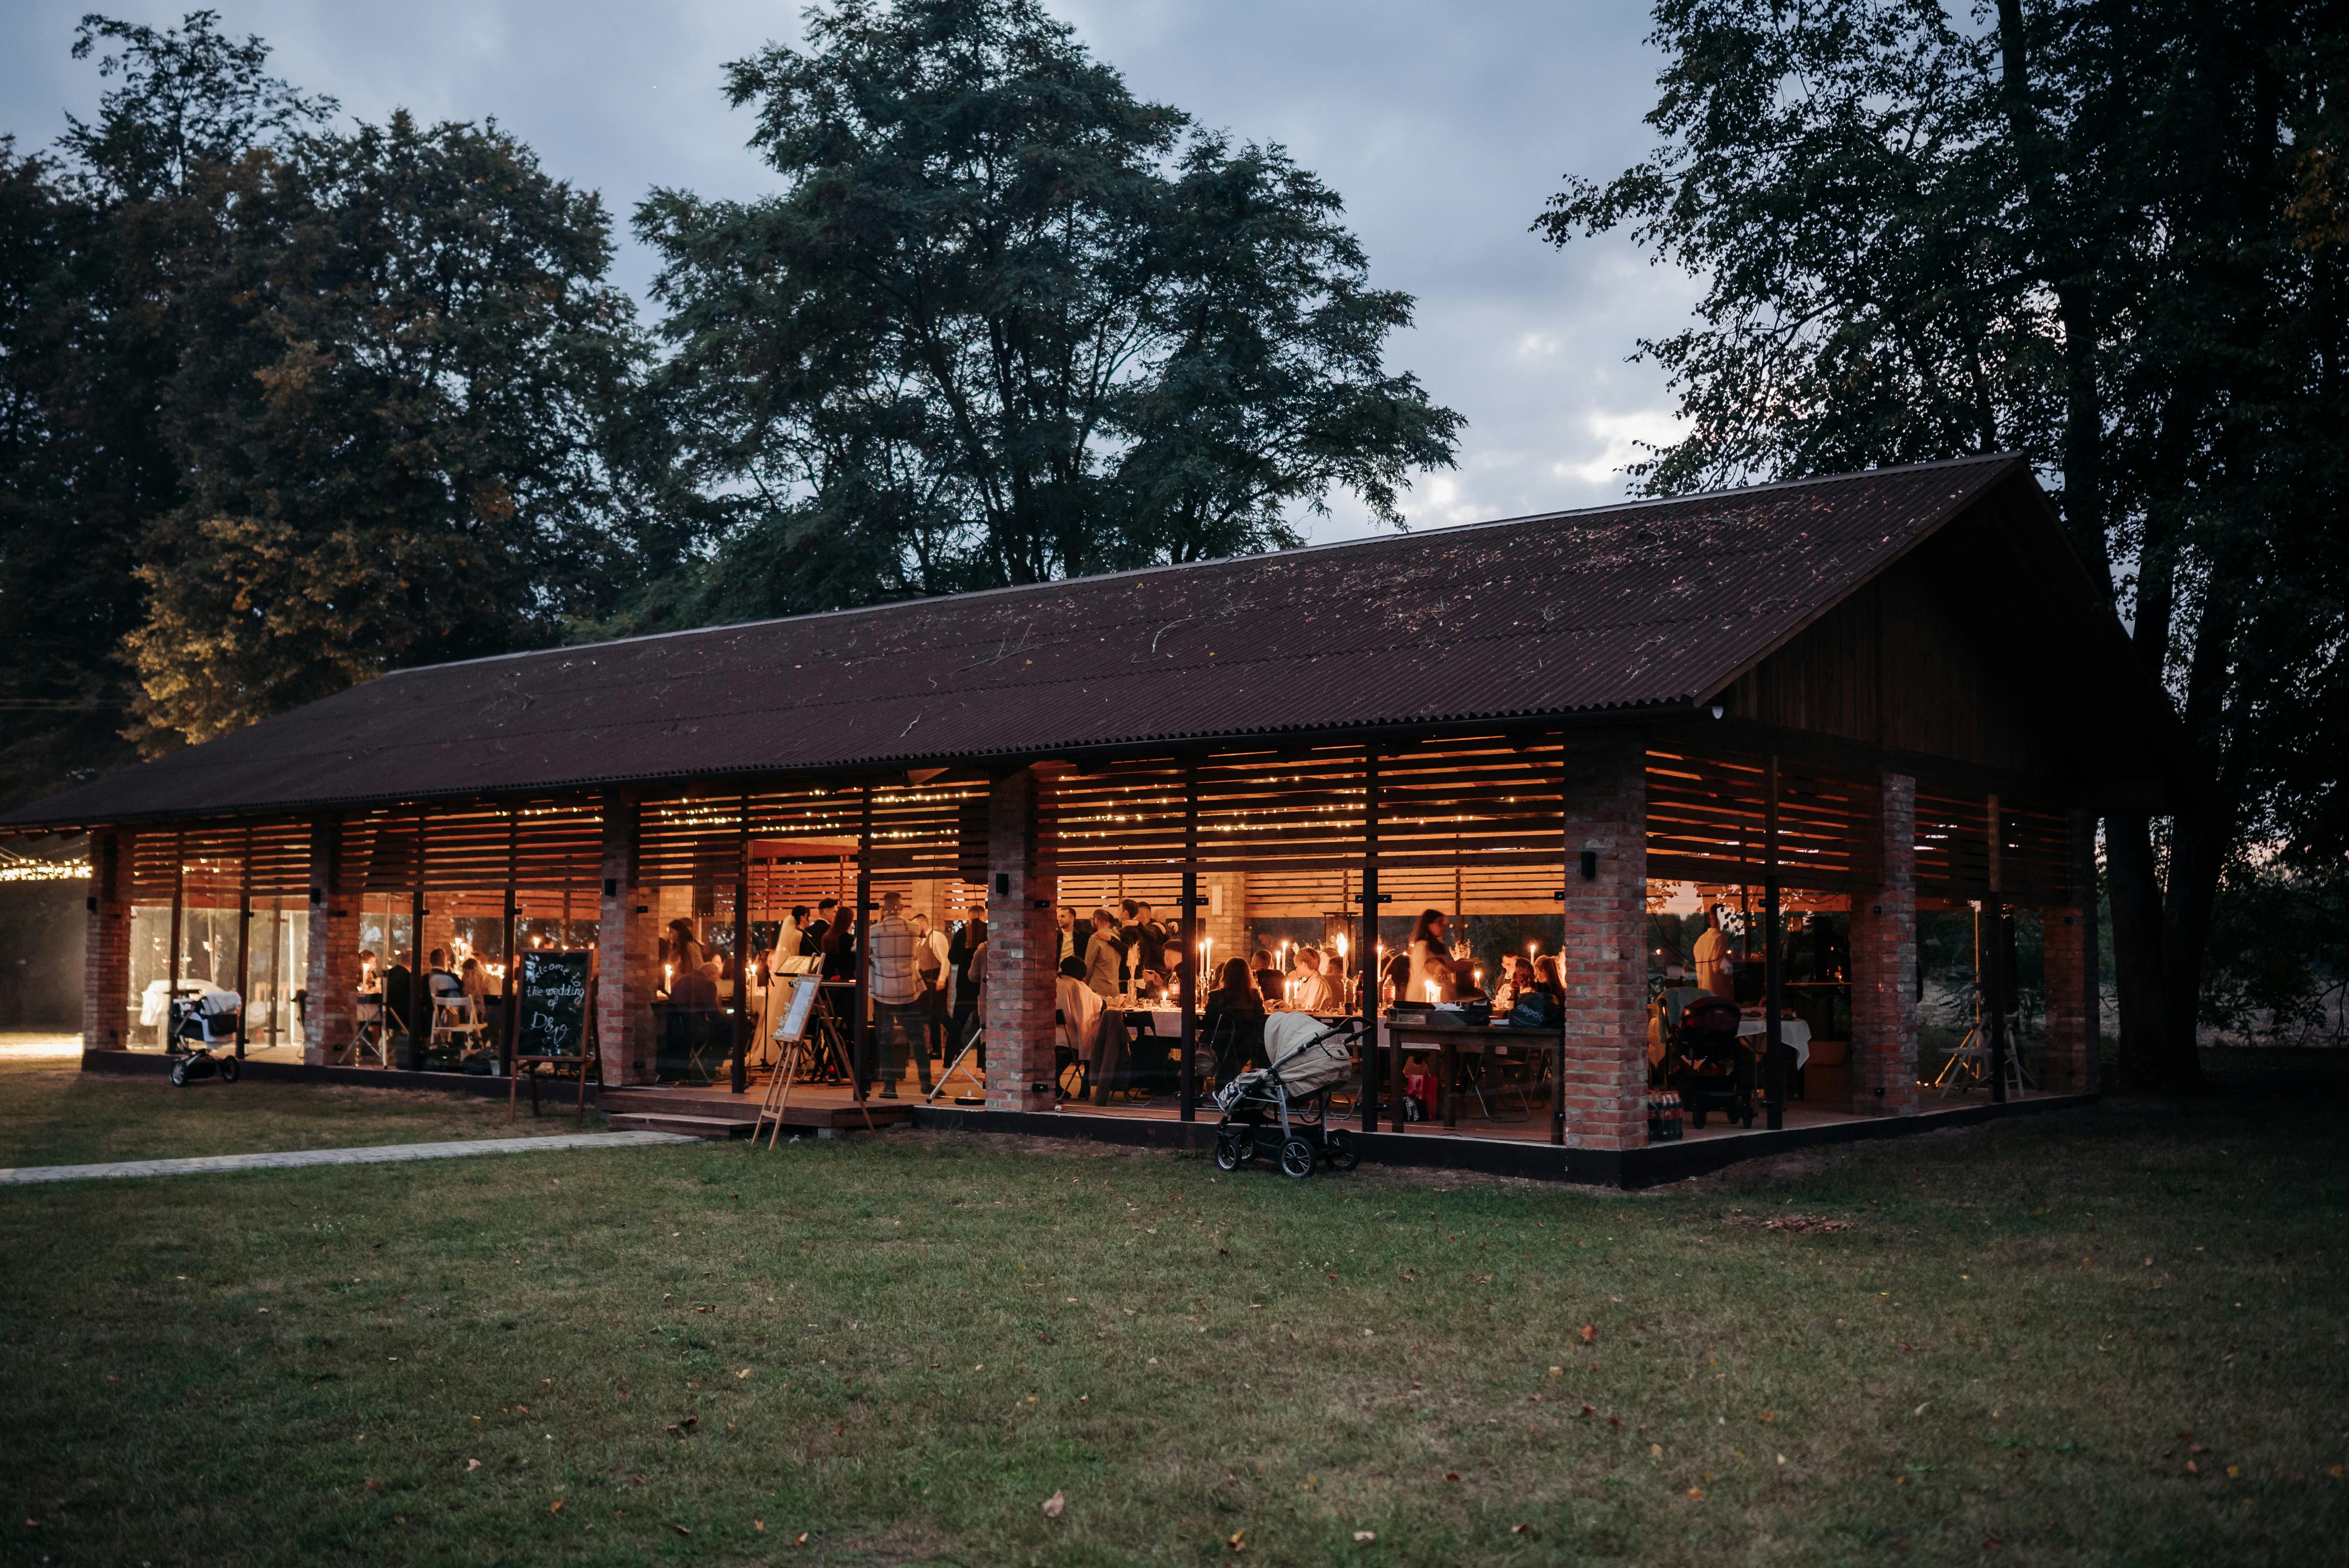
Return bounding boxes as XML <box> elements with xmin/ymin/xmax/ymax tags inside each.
<box><xmin>3</xmin><ymin>455</ymin><xmax>2036</xmax><ymax>827</ymax></box>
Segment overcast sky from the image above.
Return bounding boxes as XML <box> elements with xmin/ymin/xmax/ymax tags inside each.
<box><xmin>0</xmin><ymin>0</ymin><xmax>1698</xmax><ymax>544</ymax></box>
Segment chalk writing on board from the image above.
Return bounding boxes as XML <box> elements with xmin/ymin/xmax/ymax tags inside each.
<box><xmin>517</xmin><ymin>950</ymin><xmax>591</xmax><ymax>1058</ymax></box>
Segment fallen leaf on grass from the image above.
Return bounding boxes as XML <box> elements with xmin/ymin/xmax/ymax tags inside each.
<box><xmin>1042</xmin><ymin>1490</ymin><xmax>1065</xmax><ymax>1518</ymax></box>
<box><xmin>791</xmin><ymin>1531</ymin><xmax>809</xmax><ymax>1546</ymax></box>
<box><xmin>738</xmin><ymin>1368</ymin><xmax>752</xmax><ymax>1380</ymax></box>
<box><xmin>466</xmin><ymin>1459</ymin><xmax>480</xmax><ymax>1472</ymax></box>
<box><xmin>1651</xmin><ymin>1444</ymin><xmax>1663</xmax><ymax>1458</ymax></box>
<box><xmin>1759</xmin><ymin>1410</ymin><xmax>1777</xmax><ymax>1423</ymax></box>
<box><xmin>666</xmin><ymin>1416</ymin><xmax>699</xmax><ymax>1435</ymax></box>
<box><xmin>365</xmin><ymin>1478</ymin><xmax>384</xmax><ymax>1492</ymax></box>
<box><xmin>2187</xmin><ymin>1461</ymin><xmax>2200</xmax><ymax>1475</ymax></box>
<box><xmin>755</xmin><ymin>1521</ymin><xmax>765</xmax><ymax>1533</ymax></box>
<box><xmin>1228</xmin><ymin>1528</ymin><xmax>1247</xmax><ymax>1551</ymax></box>
<box><xmin>1443</xmin><ymin>1472</ymin><xmax>1461</xmax><ymax>1483</ymax></box>
<box><xmin>1687</xmin><ymin>1487</ymin><xmax>1703</xmax><ymax>1500</ymax></box>
<box><xmin>550</xmin><ymin>1498</ymin><xmax>564</xmax><ymax>1514</ymax></box>
<box><xmin>1511</xmin><ymin>1522</ymin><xmax>1536</xmax><ymax>1535</ymax></box>
<box><xmin>1548</xmin><ymin>1365</ymin><xmax>1563</xmax><ymax>1379</ymax></box>
<box><xmin>1579</xmin><ymin>1325</ymin><xmax>1598</xmax><ymax>1344</ymax></box>
<box><xmin>672</xmin><ymin>1525</ymin><xmax>691</xmax><ymax>1537</ymax></box>
<box><xmin>1352</xmin><ymin>1530</ymin><xmax>1376</xmax><ymax>1543</ymax></box>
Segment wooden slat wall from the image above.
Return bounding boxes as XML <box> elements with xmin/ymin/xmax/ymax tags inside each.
<box><xmin>1646</xmin><ymin>747</ymin><xmax>1883</xmax><ymax>893</ymax></box>
<box><xmin>1999</xmin><ymin>803</ymin><xmax>2074</xmax><ymax>904</ymax></box>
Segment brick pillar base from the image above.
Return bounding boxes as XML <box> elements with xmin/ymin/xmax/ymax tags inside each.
<box><xmin>1850</xmin><ymin>774</ymin><xmax>1919</xmax><ymax>1115</ymax></box>
<box><xmin>2041</xmin><ymin>810</ymin><xmax>2100</xmax><ymax>1094</ymax></box>
<box><xmin>1559</xmin><ymin>736</ymin><xmax>1647</xmax><ymax>1151</ymax></box>
<box><xmin>82</xmin><ymin>829</ymin><xmax>131</xmax><ymax>1053</ymax></box>
<box><xmin>597</xmin><ymin>796</ymin><xmax>656</xmax><ymax>1085</ymax></box>
<box><xmin>304</xmin><ymin>819</ymin><xmax>358</xmax><ymax>1064</ymax></box>
<box><xmin>983</xmin><ymin>766</ymin><xmax>1059</xmax><ymax>1111</ymax></box>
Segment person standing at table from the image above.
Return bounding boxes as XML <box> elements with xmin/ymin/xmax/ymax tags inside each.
<box><xmin>1084</xmin><ymin>908</ymin><xmax>1125</xmax><ymax>999</ymax></box>
<box><xmin>1693</xmin><ymin>904</ymin><xmax>1735</xmax><ymax>1000</ymax></box>
<box><xmin>1055</xmin><ymin>904</ymin><xmax>1078</xmax><ymax>968</ymax></box>
<box><xmin>1406</xmin><ymin>909</ymin><xmax>1460</xmax><ymax>1003</ymax></box>
<box><xmin>864</xmin><ymin>891</ymin><xmax>927</xmax><ymax>1098</ymax></box>
<box><xmin>948</xmin><ymin>903</ymin><xmax>987</xmax><ymax>1063</ymax></box>
<box><xmin>911</xmin><ymin>910</ymin><xmax>950</xmax><ymax>1065</ymax></box>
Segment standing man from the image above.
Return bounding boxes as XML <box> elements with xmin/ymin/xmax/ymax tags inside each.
<box><xmin>864</xmin><ymin>892</ymin><xmax>927</xmax><ymax>1098</ymax></box>
<box><xmin>1693</xmin><ymin>904</ymin><xmax>1735</xmax><ymax>1000</ymax></box>
<box><xmin>949</xmin><ymin>902</ymin><xmax>988</xmax><ymax>1067</ymax></box>
<box><xmin>911</xmin><ymin>910</ymin><xmax>950</xmax><ymax>1068</ymax></box>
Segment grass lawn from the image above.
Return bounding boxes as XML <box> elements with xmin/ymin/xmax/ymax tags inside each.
<box><xmin>0</xmin><ymin>1046</ymin><xmax>585</xmax><ymax>1168</ymax></box>
<box><xmin>2</xmin><ymin>1052</ymin><xmax>2345</xmax><ymax>1565</ymax></box>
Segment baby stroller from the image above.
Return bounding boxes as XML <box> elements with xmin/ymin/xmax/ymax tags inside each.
<box><xmin>1212</xmin><ymin>1013</ymin><xmax>1365</xmax><ymax>1179</ymax></box>
<box><xmin>167</xmin><ymin>990</ymin><xmax>243</xmax><ymax>1087</ymax></box>
<box><xmin>1668</xmin><ymin>994</ymin><xmax>1752</xmax><ymax>1128</ymax></box>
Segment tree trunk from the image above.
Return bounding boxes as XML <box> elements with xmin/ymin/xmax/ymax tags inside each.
<box><xmin>2156</xmin><ymin>804</ymin><xmax>2221</xmax><ymax>1091</ymax></box>
<box><xmin>2104</xmin><ymin>813</ymin><xmax>2168</xmax><ymax>1089</ymax></box>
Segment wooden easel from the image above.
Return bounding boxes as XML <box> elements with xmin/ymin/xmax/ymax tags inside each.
<box><xmin>510</xmin><ymin>955</ymin><xmax>600</xmax><ymax>1124</ymax></box>
<box><xmin>753</xmin><ymin>976</ymin><xmax>874</xmax><ymax>1146</ymax></box>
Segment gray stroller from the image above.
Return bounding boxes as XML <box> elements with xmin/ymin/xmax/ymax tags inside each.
<box><xmin>1212</xmin><ymin>1012</ymin><xmax>1365</xmax><ymax>1179</ymax></box>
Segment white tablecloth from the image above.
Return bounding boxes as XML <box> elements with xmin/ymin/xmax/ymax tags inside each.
<box><xmin>1736</xmin><ymin>1016</ymin><xmax>1811</xmax><ymax>1067</ymax></box>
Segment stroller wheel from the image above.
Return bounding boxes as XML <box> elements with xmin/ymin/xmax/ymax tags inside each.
<box><xmin>1278</xmin><ymin>1137</ymin><xmax>1315</xmax><ymax>1179</ymax></box>
<box><xmin>169</xmin><ymin>1058</ymin><xmax>190</xmax><ymax>1087</ymax></box>
<box><xmin>219</xmin><ymin>1057</ymin><xmax>240</xmax><ymax>1084</ymax></box>
<box><xmin>1214</xmin><ymin>1130</ymin><xmax>1250</xmax><ymax>1171</ymax></box>
<box><xmin>1322</xmin><ymin>1129</ymin><xmax>1361</xmax><ymax>1172</ymax></box>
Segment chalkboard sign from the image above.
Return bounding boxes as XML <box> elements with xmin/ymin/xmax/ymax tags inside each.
<box><xmin>517</xmin><ymin>950</ymin><xmax>593</xmax><ymax>1058</ymax></box>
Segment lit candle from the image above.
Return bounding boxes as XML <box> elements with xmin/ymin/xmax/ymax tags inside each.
<box><xmin>1424</xmin><ymin>981</ymin><xmax>1438</xmax><ymax>1004</ymax></box>
<box><xmin>1335</xmin><ymin>933</ymin><xmax>1348</xmax><ymax>960</ymax></box>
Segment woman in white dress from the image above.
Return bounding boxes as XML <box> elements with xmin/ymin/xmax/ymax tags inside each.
<box><xmin>1405</xmin><ymin>909</ymin><xmax>1459</xmax><ymax>1003</ymax></box>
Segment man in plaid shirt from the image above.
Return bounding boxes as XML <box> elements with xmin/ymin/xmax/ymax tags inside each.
<box><xmin>865</xmin><ymin>890</ymin><xmax>929</xmax><ymax>1097</ymax></box>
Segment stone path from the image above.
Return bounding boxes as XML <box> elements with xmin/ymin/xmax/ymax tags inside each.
<box><xmin>0</xmin><ymin>1130</ymin><xmax>699</xmax><ymax>1187</ymax></box>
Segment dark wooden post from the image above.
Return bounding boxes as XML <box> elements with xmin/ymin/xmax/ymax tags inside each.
<box><xmin>1179</xmin><ymin>758</ymin><xmax>1200</xmax><ymax>1121</ymax></box>
<box><xmin>1359</xmin><ymin>746</ymin><xmax>1383</xmax><ymax>1135</ymax></box>
<box><xmin>166</xmin><ymin>829</ymin><xmax>185</xmax><ymax>1046</ymax></box>
<box><xmin>853</xmin><ymin>783</ymin><xmax>874</xmax><ymax>1095</ymax></box>
<box><xmin>234</xmin><ymin>825</ymin><xmax>253</xmax><ymax>1058</ymax></box>
<box><xmin>732</xmin><ymin>792</ymin><xmax>752</xmax><ymax>1094</ymax></box>
<box><xmin>500</xmin><ymin>808</ymin><xmax>519</xmax><ymax>1075</ymax></box>
<box><xmin>1764</xmin><ymin>757</ymin><xmax>1786</xmax><ymax>1130</ymax></box>
<box><xmin>406</xmin><ymin>810</ymin><xmax>429</xmax><ymax>1072</ymax></box>
<box><xmin>1986</xmin><ymin>793</ymin><xmax>2009</xmax><ymax>1103</ymax></box>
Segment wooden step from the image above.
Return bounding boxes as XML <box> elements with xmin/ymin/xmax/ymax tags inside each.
<box><xmin>607</xmin><ymin>1112</ymin><xmax>755</xmax><ymax>1140</ymax></box>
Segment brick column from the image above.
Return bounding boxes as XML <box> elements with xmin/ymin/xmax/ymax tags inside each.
<box><xmin>82</xmin><ymin>829</ymin><xmax>132</xmax><ymax>1053</ymax></box>
<box><xmin>304</xmin><ymin>819</ymin><xmax>359</xmax><ymax>1065</ymax></box>
<box><xmin>2041</xmin><ymin>810</ymin><xmax>2100</xmax><ymax>1094</ymax></box>
<box><xmin>1558</xmin><ymin>734</ymin><xmax>1648</xmax><ymax>1150</ymax></box>
<box><xmin>983</xmin><ymin>765</ymin><xmax>1060</xmax><ymax>1111</ymax></box>
<box><xmin>1200</xmin><ymin>871</ymin><xmax>1248</xmax><ymax>974</ymax></box>
<box><xmin>597</xmin><ymin>795</ymin><xmax>656</xmax><ymax>1085</ymax></box>
<box><xmin>1849</xmin><ymin>773</ymin><xmax>1919</xmax><ymax>1115</ymax></box>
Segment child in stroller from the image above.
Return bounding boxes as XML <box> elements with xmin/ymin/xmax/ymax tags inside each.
<box><xmin>167</xmin><ymin>989</ymin><xmax>243</xmax><ymax>1086</ymax></box>
<box><xmin>1667</xmin><ymin>994</ymin><xmax>1753</xmax><ymax>1128</ymax></box>
<box><xmin>1212</xmin><ymin>1012</ymin><xmax>1365</xmax><ymax>1179</ymax></box>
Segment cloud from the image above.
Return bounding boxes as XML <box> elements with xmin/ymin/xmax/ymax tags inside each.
<box><xmin>1563</xmin><ymin>408</ymin><xmax>1692</xmax><ymax>486</ymax></box>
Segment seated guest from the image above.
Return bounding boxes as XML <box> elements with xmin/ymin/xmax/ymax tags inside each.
<box><xmin>1084</xmin><ymin>908</ymin><xmax>1125</xmax><ymax>999</ymax></box>
<box><xmin>1295</xmin><ymin>947</ymin><xmax>1343</xmax><ymax>1013</ymax></box>
<box><xmin>380</xmin><ymin>951</ymin><xmax>416</xmax><ymax>1038</ymax></box>
<box><xmin>1138</xmin><ymin>943</ymin><xmax>1184</xmax><ymax>1001</ymax></box>
<box><xmin>1204</xmin><ymin>956</ymin><xmax>1266</xmax><ymax>1075</ymax></box>
<box><xmin>1322</xmin><ymin>950</ymin><xmax>1352</xmax><ymax>1013</ymax></box>
<box><xmin>459</xmin><ymin>955</ymin><xmax>492</xmax><ymax>1011</ymax></box>
<box><xmin>357</xmin><ymin>949</ymin><xmax>380</xmax><ymax>993</ymax></box>
<box><xmin>1533</xmin><ymin>954</ymin><xmax>1567</xmax><ymax>1001</ymax></box>
<box><xmin>1251</xmin><ymin>948</ymin><xmax>1282</xmax><ymax>1003</ymax></box>
<box><xmin>672</xmin><ymin>958</ymin><xmax>722</xmax><ymax>1012</ymax></box>
<box><xmin>1381</xmin><ymin>949</ymin><xmax>1411</xmax><ymax>1006</ymax></box>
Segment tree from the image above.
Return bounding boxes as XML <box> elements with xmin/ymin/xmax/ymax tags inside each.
<box><xmin>0</xmin><ymin>12</ymin><xmax>650</xmax><ymax>772</ymax></box>
<box><xmin>1538</xmin><ymin>0</ymin><xmax>2347</xmax><ymax>1088</ymax></box>
<box><xmin>627</xmin><ymin>0</ymin><xmax>1460</xmax><ymax>624</ymax></box>
<box><xmin>0</xmin><ymin>11</ymin><xmax>330</xmax><ymax>805</ymax></box>
<box><xmin>125</xmin><ymin>112</ymin><xmax>645</xmax><ymax>745</ymax></box>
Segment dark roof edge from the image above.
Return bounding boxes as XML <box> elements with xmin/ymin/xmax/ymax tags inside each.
<box><xmin>377</xmin><ymin>452</ymin><xmax>2032</xmax><ymax>681</ymax></box>
<box><xmin>0</xmin><ymin>702</ymin><xmax>1704</xmax><ymax>833</ymax></box>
